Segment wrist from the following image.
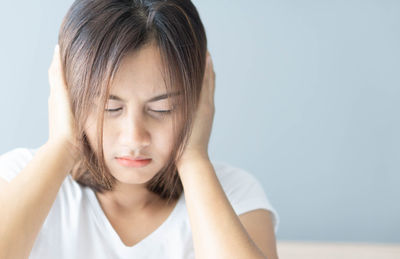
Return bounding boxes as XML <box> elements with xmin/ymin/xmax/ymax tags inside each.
<box><xmin>46</xmin><ymin>138</ymin><xmax>80</xmax><ymax>168</ymax></box>
<box><xmin>179</xmin><ymin>149</ymin><xmax>209</xmax><ymax>162</ymax></box>
<box><xmin>176</xmin><ymin>152</ymin><xmax>211</xmax><ymax>173</ymax></box>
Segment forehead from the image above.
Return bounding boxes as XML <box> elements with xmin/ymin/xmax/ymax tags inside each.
<box><xmin>111</xmin><ymin>43</ymin><xmax>168</xmax><ymax>94</ymax></box>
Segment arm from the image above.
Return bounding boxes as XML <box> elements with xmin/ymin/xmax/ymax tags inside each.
<box><xmin>176</xmin><ymin>51</ymin><xmax>277</xmax><ymax>258</ymax></box>
<box><xmin>239</xmin><ymin>209</ymin><xmax>279</xmax><ymax>259</ymax></box>
<box><xmin>178</xmin><ymin>157</ymin><xmax>268</xmax><ymax>259</ymax></box>
<box><xmin>0</xmin><ymin>140</ymin><xmax>77</xmax><ymax>259</ymax></box>
<box><xmin>0</xmin><ymin>44</ymin><xmax>79</xmax><ymax>259</ymax></box>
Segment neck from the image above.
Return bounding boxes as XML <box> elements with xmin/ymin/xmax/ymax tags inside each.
<box><xmin>96</xmin><ymin>182</ymin><xmax>162</xmax><ymax>215</ymax></box>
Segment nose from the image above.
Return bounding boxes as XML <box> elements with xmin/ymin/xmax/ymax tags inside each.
<box><xmin>119</xmin><ymin>113</ymin><xmax>150</xmax><ymax>150</ymax></box>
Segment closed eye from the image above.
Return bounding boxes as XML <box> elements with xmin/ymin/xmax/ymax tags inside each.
<box><xmin>152</xmin><ymin>110</ymin><xmax>173</xmax><ymax>113</ymax></box>
<box><xmin>104</xmin><ymin>108</ymin><xmax>173</xmax><ymax>113</ymax></box>
<box><xmin>105</xmin><ymin>108</ymin><xmax>122</xmax><ymax>112</ymax></box>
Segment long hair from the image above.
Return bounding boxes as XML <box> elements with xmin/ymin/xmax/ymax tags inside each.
<box><xmin>58</xmin><ymin>0</ymin><xmax>207</xmax><ymax>204</ymax></box>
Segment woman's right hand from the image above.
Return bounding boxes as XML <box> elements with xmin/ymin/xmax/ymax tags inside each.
<box><xmin>47</xmin><ymin>44</ymin><xmax>79</xmax><ymax>161</ymax></box>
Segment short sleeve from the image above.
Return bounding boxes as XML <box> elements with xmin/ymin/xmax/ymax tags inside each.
<box><xmin>0</xmin><ymin>147</ymin><xmax>38</xmax><ymax>182</ymax></box>
<box><xmin>212</xmin><ymin>161</ymin><xmax>280</xmax><ymax>235</ymax></box>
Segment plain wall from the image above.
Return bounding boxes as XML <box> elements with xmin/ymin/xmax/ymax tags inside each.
<box><xmin>0</xmin><ymin>0</ymin><xmax>399</xmax><ymax>243</ymax></box>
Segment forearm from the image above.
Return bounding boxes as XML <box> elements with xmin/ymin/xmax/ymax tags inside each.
<box><xmin>0</xmin><ymin>140</ymin><xmax>77</xmax><ymax>259</ymax></box>
<box><xmin>178</xmin><ymin>158</ymin><xmax>266</xmax><ymax>259</ymax></box>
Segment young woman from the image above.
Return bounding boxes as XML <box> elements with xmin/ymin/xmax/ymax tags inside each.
<box><xmin>0</xmin><ymin>0</ymin><xmax>279</xmax><ymax>258</ymax></box>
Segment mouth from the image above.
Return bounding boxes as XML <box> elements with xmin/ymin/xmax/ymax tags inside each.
<box><xmin>115</xmin><ymin>157</ymin><xmax>152</xmax><ymax>168</ymax></box>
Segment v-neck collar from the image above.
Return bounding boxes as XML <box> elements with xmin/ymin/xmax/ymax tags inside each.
<box><xmin>86</xmin><ymin>187</ymin><xmax>183</xmax><ymax>253</ymax></box>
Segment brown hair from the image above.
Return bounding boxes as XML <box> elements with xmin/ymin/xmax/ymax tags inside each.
<box><xmin>58</xmin><ymin>0</ymin><xmax>207</xmax><ymax>204</ymax></box>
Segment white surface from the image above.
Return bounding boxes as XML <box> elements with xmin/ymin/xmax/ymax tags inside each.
<box><xmin>277</xmin><ymin>241</ymin><xmax>400</xmax><ymax>259</ymax></box>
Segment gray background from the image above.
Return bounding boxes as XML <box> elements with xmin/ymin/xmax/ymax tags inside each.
<box><xmin>0</xmin><ymin>0</ymin><xmax>399</xmax><ymax>243</ymax></box>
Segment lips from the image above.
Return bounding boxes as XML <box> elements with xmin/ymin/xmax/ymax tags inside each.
<box><xmin>117</xmin><ymin>156</ymin><xmax>150</xmax><ymax>161</ymax></box>
<box><xmin>116</xmin><ymin>156</ymin><xmax>152</xmax><ymax>168</ymax></box>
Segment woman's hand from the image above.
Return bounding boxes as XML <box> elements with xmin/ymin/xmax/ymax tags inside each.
<box><xmin>47</xmin><ymin>44</ymin><xmax>79</xmax><ymax>159</ymax></box>
<box><xmin>176</xmin><ymin>51</ymin><xmax>216</xmax><ymax>168</ymax></box>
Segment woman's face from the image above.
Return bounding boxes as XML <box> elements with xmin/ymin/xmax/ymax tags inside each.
<box><xmin>84</xmin><ymin>43</ymin><xmax>182</xmax><ymax>185</ymax></box>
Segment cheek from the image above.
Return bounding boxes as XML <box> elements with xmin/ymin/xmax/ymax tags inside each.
<box><xmin>153</xmin><ymin>129</ymin><xmax>175</xmax><ymax>154</ymax></box>
<box><xmin>151</xmin><ymin>122</ymin><xmax>177</xmax><ymax>160</ymax></box>
<box><xmin>83</xmin><ymin>114</ymin><xmax>108</xmax><ymax>155</ymax></box>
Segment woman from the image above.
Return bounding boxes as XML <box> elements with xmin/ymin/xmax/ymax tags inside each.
<box><xmin>0</xmin><ymin>0</ymin><xmax>279</xmax><ymax>258</ymax></box>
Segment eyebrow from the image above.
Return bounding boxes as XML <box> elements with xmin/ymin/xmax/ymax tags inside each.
<box><xmin>108</xmin><ymin>91</ymin><xmax>182</xmax><ymax>103</ymax></box>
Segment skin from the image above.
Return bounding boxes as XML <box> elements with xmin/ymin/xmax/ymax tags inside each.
<box><xmin>83</xmin><ymin>43</ymin><xmax>182</xmax><ymax>214</ymax></box>
<box><xmin>49</xmin><ymin>42</ymin><xmax>277</xmax><ymax>258</ymax></box>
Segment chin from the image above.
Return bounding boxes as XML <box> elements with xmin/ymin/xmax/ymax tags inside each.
<box><xmin>110</xmin><ymin>160</ymin><xmax>160</xmax><ymax>185</ymax></box>
<box><xmin>112</xmin><ymin>170</ymin><xmax>155</xmax><ymax>185</ymax></box>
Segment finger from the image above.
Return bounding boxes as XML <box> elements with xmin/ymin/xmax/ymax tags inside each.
<box><xmin>206</xmin><ymin>52</ymin><xmax>212</xmax><ymax>65</ymax></box>
<box><xmin>51</xmin><ymin>45</ymin><xmax>59</xmax><ymax>68</ymax></box>
<box><xmin>49</xmin><ymin>45</ymin><xmax>59</xmax><ymax>74</ymax></box>
<box><xmin>55</xmin><ymin>44</ymin><xmax>62</xmax><ymax>68</ymax></box>
<box><xmin>53</xmin><ymin>45</ymin><xmax>68</xmax><ymax>87</ymax></box>
<box><xmin>53</xmin><ymin>44</ymin><xmax>58</xmax><ymax>58</ymax></box>
<box><xmin>53</xmin><ymin>45</ymin><xmax>61</xmax><ymax>72</ymax></box>
<box><xmin>49</xmin><ymin>46</ymin><xmax>59</xmax><ymax>92</ymax></box>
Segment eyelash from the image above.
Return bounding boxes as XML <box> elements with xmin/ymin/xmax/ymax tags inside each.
<box><xmin>105</xmin><ymin>108</ymin><xmax>173</xmax><ymax>118</ymax></box>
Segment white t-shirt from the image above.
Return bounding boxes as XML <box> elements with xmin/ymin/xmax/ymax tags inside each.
<box><xmin>0</xmin><ymin>147</ymin><xmax>280</xmax><ymax>259</ymax></box>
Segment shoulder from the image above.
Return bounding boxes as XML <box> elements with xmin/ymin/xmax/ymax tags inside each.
<box><xmin>211</xmin><ymin>160</ymin><xmax>263</xmax><ymax>195</ymax></box>
<box><xmin>0</xmin><ymin>147</ymin><xmax>37</xmax><ymax>164</ymax></box>
<box><xmin>0</xmin><ymin>146</ymin><xmax>85</xmax><ymax>199</ymax></box>
<box><xmin>210</xmin><ymin>159</ymin><xmax>280</xmax><ymax>234</ymax></box>
<box><xmin>0</xmin><ymin>147</ymin><xmax>39</xmax><ymax>182</ymax></box>
<box><xmin>212</xmin><ymin>160</ymin><xmax>257</xmax><ymax>180</ymax></box>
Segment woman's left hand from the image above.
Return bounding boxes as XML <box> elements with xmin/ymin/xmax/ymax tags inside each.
<box><xmin>176</xmin><ymin>51</ymin><xmax>216</xmax><ymax>168</ymax></box>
